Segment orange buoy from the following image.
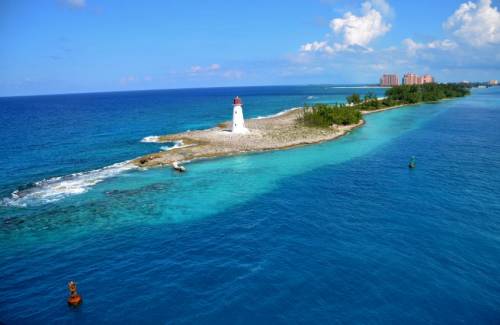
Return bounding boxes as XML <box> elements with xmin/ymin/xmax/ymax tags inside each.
<box><xmin>67</xmin><ymin>281</ymin><xmax>82</xmax><ymax>306</ymax></box>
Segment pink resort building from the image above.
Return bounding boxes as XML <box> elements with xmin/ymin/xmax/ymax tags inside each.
<box><xmin>403</xmin><ymin>73</ymin><xmax>419</xmax><ymax>85</ymax></box>
<box><xmin>403</xmin><ymin>73</ymin><xmax>435</xmax><ymax>85</ymax></box>
<box><xmin>421</xmin><ymin>74</ymin><xmax>434</xmax><ymax>84</ymax></box>
<box><xmin>380</xmin><ymin>74</ymin><xmax>400</xmax><ymax>87</ymax></box>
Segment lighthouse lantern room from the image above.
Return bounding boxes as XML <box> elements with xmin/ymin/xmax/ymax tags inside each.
<box><xmin>232</xmin><ymin>96</ymin><xmax>248</xmax><ymax>133</ymax></box>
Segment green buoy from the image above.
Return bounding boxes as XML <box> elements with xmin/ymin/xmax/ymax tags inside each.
<box><xmin>408</xmin><ymin>156</ymin><xmax>416</xmax><ymax>169</ymax></box>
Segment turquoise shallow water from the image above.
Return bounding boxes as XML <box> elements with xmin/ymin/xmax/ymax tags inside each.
<box><xmin>0</xmin><ymin>86</ymin><xmax>499</xmax><ymax>323</ymax></box>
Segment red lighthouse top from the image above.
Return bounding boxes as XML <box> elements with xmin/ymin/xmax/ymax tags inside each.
<box><xmin>233</xmin><ymin>96</ymin><xmax>242</xmax><ymax>106</ymax></box>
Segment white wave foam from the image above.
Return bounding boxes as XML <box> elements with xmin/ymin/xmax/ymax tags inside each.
<box><xmin>141</xmin><ymin>135</ymin><xmax>160</xmax><ymax>143</ymax></box>
<box><xmin>2</xmin><ymin>161</ymin><xmax>137</xmax><ymax>207</ymax></box>
<box><xmin>307</xmin><ymin>95</ymin><xmax>316</xmax><ymax>99</ymax></box>
<box><xmin>160</xmin><ymin>140</ymin><xmax>194</xmax><ymax>151</ymax></box>
<box><xmin>254</xmin><ymin>107</ymin><xmax>300</xmax><ymax>120</ymax></box>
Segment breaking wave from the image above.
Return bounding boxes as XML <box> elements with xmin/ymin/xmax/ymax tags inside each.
<box><xmin>141</xmin><ymin>135</ymin><xmax>160</xmax><ymax>143</ymax></box>
<box><xmin>160</xmin><ymin>140</ymin><xmax>194</xmax><ymax>151</ymax></box>
<box><xmin>2</xmin><ymin>161</ymin><xmax>137</xmax><ymax>207</ymax></box>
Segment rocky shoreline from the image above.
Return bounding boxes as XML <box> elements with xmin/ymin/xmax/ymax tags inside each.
<box><xmin>133</xmin><ymin>107</ymin><xmax>366</xmax><ymax>168</ymax></box>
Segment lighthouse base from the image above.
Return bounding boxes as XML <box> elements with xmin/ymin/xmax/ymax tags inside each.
<box><xmin>231</xmin><ymin>127</ymin><xmax>249</xmax><ymax>134</ymax></box>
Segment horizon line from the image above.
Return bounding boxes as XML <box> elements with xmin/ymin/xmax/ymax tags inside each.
<box><xmin>0</xmin><ymin>82</ymin><xmax>381</xmax><ymax>99</ymax></box>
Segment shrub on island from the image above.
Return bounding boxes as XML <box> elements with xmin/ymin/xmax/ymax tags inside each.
<box><xmin>300</xmin><ymin>103</ymin><xmax>362</xmax><ymax>127</ymax></box>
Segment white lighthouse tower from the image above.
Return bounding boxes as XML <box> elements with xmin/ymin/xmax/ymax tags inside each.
<box><xmin>232</xmin><ymin>96</ymin><xmax>248</xmax><ymax>133</ymax></box>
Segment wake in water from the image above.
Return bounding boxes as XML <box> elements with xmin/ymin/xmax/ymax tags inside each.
<box><xmin>255</xmin><ymin>107</ymin><xmax>300</xmax><ymax>119</ymax></box>
<box><xmin>2</xmin><ymin>161</ymin><xmax>136</xmax><ymax>207</ymax></box>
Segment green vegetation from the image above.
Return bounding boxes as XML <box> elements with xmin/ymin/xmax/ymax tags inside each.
<box><xmin>300</xmin><ymin>103</ymin><xmax>362</xmax><ymax>128</ymax></box>
<box><xmin>299</xmin><ymin>83</ymin><xmax>470</xmax><ymax>128</ymax></box>
<box><xmin>385</xmin><ymin>83</ymin><xmax>470</xmax><ymax>103</ymax></box>
<box><xmin>346</xmin><ymin>93</ymin><xmax>361</xmax><ymax>105</ymax></box>
<box><xmin>350</xmin><ymin>83</ymin><xmax>470</xmax><ymax>111</ymax></box>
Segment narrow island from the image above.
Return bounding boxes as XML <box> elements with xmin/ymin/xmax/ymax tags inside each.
<box><xmin>134</xmin><ymin>83</ymin><xmax>470</xmax><ymax>168</ymax></box>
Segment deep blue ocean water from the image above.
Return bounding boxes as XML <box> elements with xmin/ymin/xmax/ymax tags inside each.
<box><xmin>0</xmin><ymin>86</ymin><xmax>499</xmax><ymax>324</ymax></box>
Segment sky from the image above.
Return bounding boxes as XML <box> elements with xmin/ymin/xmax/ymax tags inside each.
<box><xmin>1</xmin><ymin>0</ymin><xmax>499</xmax><ymax>96</ymax></box>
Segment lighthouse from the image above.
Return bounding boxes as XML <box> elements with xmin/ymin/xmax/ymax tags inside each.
<box><xmin>232</xmin><ymin>96</ymin><xmax>248</xmax><ymax>133</ymax></box>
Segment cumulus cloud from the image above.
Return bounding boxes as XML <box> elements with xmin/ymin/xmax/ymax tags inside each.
<box><xmin>292</xmin><ymin>0</ymin><xmax>500</xmax><ymax>83</ymax></box>
<box><xmin>369</xmin><ymin>0</ymin><xmax>394</xmax><ymax>17</ymax></box>
<box><xmin>331</xmin><ymin>3</ymin><xmax>391</xmax><ymax>48</ymax></box>
<box><xmin>300</xmin><ymin>0</ymin><xmax>392</xmax><ymax>54</ymax></box>
<box><xmin>403</xmin><ymin>38</ymin><xmax>458</xmax><ymax>55</ymax></box>
<box><xmin>444</xmin><ymin>0</ymin><xmax>500</xmax><ymax>47</ymax></box>
<box><xmin>300</xmin><ymin>41</ymin><xmax>334</xmax><ymax>54</ymax></box>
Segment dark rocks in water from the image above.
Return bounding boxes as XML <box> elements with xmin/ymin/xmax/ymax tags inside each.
<box><xmin>3</xmin><ymin>216</ymin><xmax>25</xmax><ymax>226</ymax></box>
<box><xmin>105</xmin><ymin>183</ymin><xmax>170</xmax><ymax>197</ymax></box>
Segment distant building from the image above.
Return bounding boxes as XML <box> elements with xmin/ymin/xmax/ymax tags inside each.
<box><xmin>403</xmin><ymin>73</ymin><xmax>434</xmax><ymax>85</ymax></box>
<box><xmin>380</xmin><ymin>74</ymin><xmax>400</xmax><ymax>87</ymax></box>
<box><xmin>489</xmin><ymin>80</ymin><xmax>498</xmax><ymax>85</ymax></box>
<box><xmin>421</xmin><ymin>74</ymin><xmax>434</xmax><ymax>84</ymax></box>
<box><xmin>403</xmin><ymin>73</ymin><xmax>419</xmax><ymax>85</ymax></box>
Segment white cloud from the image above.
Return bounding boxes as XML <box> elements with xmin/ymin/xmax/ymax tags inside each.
<box><xmin>331</xmin><ymin>1</ymin><xmax>391</xmax><ymax>48</ymax></box>
<box><xmin>190</xmin><ymin>63</ymin><xmax>221</xmax><ymax>74</ymax></box>
<box><xmin>119</xmin><ymin>75</ymin><xmax>154</xmax><ymax>85</ymax></box>
<box><xmin>63</xmin><ymin>0</ymin><xmax>86</xmax><ymax>8</ymax></box>
<box><xmin>367</xmin><ymin>0</ymin><xmax>394</xmax><ymax>17</ymax></box>
<box><xmin>403</xmin><ymin>38</ymin><xmax>457</xmax><ymax>55</ymax></box>
<box><xmin>300</xmin><ymin>0</ymin><xmax>392</xmax><ymax>54</ymax></box>
<box><xmin>190</xmin><ymin>65</ymin><xmax>203</xmax><ymax>73</ymax></box>
<box><xmin>427</xmin><ymin>39</ymin><xmax>458</xmax><ymax>50</ymax></box>
<box><xmin>300</xmin><ymin>41</ymin><xmax>334</xmax><ymax>54</ymax></box>
<box><xmin>444</xmin><ymin>0</ymin><xmax>500</xmax><ymax>47</ymax></box>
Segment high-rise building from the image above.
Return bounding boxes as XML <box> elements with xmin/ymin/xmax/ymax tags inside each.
<box><xmin>403</xmin><ymin>73</ymin><xmax>419</xmax><ymax>85</ymax></box>
<box><xmin>380</xmin><ymin>74</ymin><xmax>400</xmax><ymax>87</ymax></box>
<box><xmin>403</xmin><ymin>73</ymin><xmax>434</xmax><ymax>85</ymax></box>
<box><xmin>421</xmin><ymin>74</ymin><xmax>434</xmax><ymax>84</ymax></box>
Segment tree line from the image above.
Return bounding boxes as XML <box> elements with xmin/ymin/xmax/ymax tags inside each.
<box><xmin>348</xmin><ymin>83</ymin><xmax>470</xmax><ymax>111</ymax></box>
<box><xmin>299</xmin><ymin>83</ymin><xmax>470</xmax><ymax>127</ymax></box>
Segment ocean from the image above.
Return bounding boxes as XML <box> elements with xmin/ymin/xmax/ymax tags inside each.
<box><xmin>0</xmin><ymin>85</ymin><xmax>499</xmax><ymax>324</ymax></box>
